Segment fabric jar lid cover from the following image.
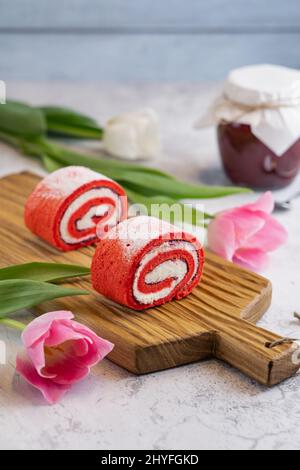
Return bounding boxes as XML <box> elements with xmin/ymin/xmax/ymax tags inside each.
<box><xmin>225</xmin><ymin>64</ymin><xmax>300</xmax><ymax>107</ymax></box>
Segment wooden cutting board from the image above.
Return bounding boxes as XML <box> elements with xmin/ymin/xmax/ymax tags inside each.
<box><xmin>0</xmin><ymin>172</ymin><xmax>299</xmax><ymax>386</ymax></box>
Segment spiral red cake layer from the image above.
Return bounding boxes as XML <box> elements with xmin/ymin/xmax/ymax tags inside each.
<box><xmin>25</xmin><ymin>166</ymin><xmax>127</xmax><ymax>251</ymax></box>
<box><xmin>92</xmin><ymin>216</ymin><xmax>205</xmax><ymax>310</ymax></box>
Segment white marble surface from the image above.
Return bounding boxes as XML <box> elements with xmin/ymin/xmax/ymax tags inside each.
<box><xmin>0</xmin><ymin>82</ymin><xmax>300</xmax><ymax>450</ymax></box>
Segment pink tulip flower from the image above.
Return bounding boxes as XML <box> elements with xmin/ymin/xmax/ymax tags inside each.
<box><xmin>16</xmin><ymin>311</ymin><xmax>114</xmax><ymax>405</ymax></box>
<box><xmin>207</xmin><ymin>192</ymin><xmax>288</xmax><ymax>271</ymax></box>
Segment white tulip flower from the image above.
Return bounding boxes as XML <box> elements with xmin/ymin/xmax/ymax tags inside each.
<box><xmin>103</xmin><ymin>109</ymin><xmax>161</xmax><ymax>161</ymax></box>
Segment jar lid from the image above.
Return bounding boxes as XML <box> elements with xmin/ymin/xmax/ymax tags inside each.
<box><xmin>225</xmin><ymin>64</ymin><xmax>300</xmax><ymax>107</ymax></box>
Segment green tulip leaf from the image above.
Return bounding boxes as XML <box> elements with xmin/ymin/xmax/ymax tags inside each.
<box><xmin>126</xmin><ymin>188</ymin><xmax>211</xmax><ymax>227</ymax></box>
<box><xmin>0</xmin><ymin>262</ymin><xmax>90</xmax><ymax>283</ymax></box>
<box><xmin>0</xmin><ymin>101</ymin><xmax>46</xmax><ymax>138</ymax></box>
<box><xmin>40</xmin><ymin>106</ymin><xmax>104</xmax><ymax>139</ymax></box>
<box><xmin>0</xmin><ymin>279</ymin><xmax>89</xmax><ymax>317</ymax></box>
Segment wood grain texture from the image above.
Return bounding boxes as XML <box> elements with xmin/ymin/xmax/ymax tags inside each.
<box><xmin>0</xmin><ymin>0</ymin><xmax>299</xmax><ymax>30</ymax></box>
<box><xmin>0</xmin><ymin>172</ymin><xmax>299</xmax><ymax>386</ymax></box>
<box><xmin>1</xmin><ymin>34</ymin><xmax>300</xmax><ymax>81</ymax></box>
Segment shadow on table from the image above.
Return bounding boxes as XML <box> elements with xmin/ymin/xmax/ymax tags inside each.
<box><xmin>199</xmin><ymin>166</ymin><xmax>232</xmax><ymax>187</ymax></box>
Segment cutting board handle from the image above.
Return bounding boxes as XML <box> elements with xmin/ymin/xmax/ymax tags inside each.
<box><xmin>216</xmin><ymin>320</ymin><xmax>300</xmax><ymax>386</ymax></box>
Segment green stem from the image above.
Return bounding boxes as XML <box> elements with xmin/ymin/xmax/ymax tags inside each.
<box><xmin>47</xmin><ymin>124</ymin><xmax>103</xmax><ymax>140</ymax></box>
<box><xmin>0</xmin><ymin>318</ymin><xmax>26</xmax><ymax>331</ymax></box>
<box><xmin>0</xmin><ymin>130</ymin><xmax>21</xmax><ymax>149</ymax></box>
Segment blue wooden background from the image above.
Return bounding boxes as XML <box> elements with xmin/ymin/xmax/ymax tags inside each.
<box><xmin>0</xmin><ymin>0</ymin><xmax>299</xmax><ymax>81</ymax></box>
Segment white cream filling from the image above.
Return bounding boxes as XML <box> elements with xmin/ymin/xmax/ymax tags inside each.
<box><xmin>60</xmin><ymin>188</ymin><xmax>122</xmax><ymax>245</ymax></box>
<box><xmin>133</xmin><ymin>241</ymin><xmax>199</xmax><ymax>305</ymax></box>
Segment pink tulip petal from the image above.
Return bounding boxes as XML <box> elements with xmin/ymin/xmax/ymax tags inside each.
<box><xmin>27</xmin><ymin>325</ymin><xmax>84</xmax><ymax>378</ymax></box>
<box><xmin>208</xmin><ymin>192</ymin><xmax>287</xmax><ymax>271</ymax></box>
<box><xmin>225</xmin><ymin>209</ymin><xmax>266</xmax><ymax>247</ymax></box>
<box><xmin>22</xmin><ymin>311</ymin><xmax>74</xmax><ymax>348</ymax></box>
<box><xmin>233</xmin><ymin>248</ymin><xmax>269</xmax><ymax>272</ymax></box>
<box><xmin>45</xmin><ymin>322</ymin><xmax>91</xmax><ymax>348</ymax></box>
<box><xmin>242</xmin><ymin>192</ymin><xmax>274</xmax><ymax>214</ymax></box>
<box><xmin>71</xmin><ymin>321</ymin><xmax>114</xmax><ymax>364</ymax></box>
<box><xmin>47</xmin><ymin>320</ymin><xmax>114</xmax><ymax>367</ymax></box>
<box><xmin>43</xmin><ymin>333</ymin><xmax>112</xmax><ymax>386</ymax></box>
<box><xmin>207</xmin><ymin>216</ymin><xmax>236</xmax><ymax>261</ymax></box>
<box><xmin>69</xmin><ymin>325</ymin><xmax>114</xmax><ymax>367</ymax></box>
<box><xmin>26</xmin><ymin>339</ymin><xmax>49</xmax><ymax>377</ymax></box>
<box><xmin>18</xmin><ymin>311</ymin><xmax>115</xmax><ymax>404</ymax></box>
<box><xmin>31</xmin><ymin>323</ymin><xmax>113</xmax><ymax>384</ymax></box>
<box><xmin>16</xmin><ymin>355</ymin><xmax>70</xmax><ymax>405</ymax></box>
<box><xmin>71</xmin><ymin>338</ymin><xmax>90</xmax><ymax>357</ymax></box>
<box><xmin>43</xmin><ymin>342</ymin><xmax>90</xmax><ymax>385</ymax></box>
<box><xmin>23</xmin><ymin>313</ymin><xmax>76</xmax><ymax>377</ymax></box>
<box><xmin>246</xmin><ymin>214</ymin><xmax>288</xmax><ymax>252</ymax></box>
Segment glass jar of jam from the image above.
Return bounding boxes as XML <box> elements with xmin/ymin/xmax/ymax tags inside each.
<box><xmin>218</xmin><ymin>121</ymin><xmax>300</xmax><ymax>189</ymax></box>
<box><xmin>197</xmin><ymin>64</ymin><xmax>300</xmax><ymax>190</ymax></box>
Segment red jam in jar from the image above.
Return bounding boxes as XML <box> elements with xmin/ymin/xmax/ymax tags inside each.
<box><xmin>195</xmin><ymin>65</ymin><xmax>300</xmax><ymax>190</ymax></box>
<box><xmin>218</xmin><ymin>121</ymin><xmax>300</xmax><ymax>190</ymax></box>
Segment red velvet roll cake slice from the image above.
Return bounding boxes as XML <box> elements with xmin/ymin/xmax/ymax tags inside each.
<box><xmin>92</xmin><ymin>216</ymin><xmax>205</xmax><ymax>310</ymax></box>
<box><xmin>25</xmin><ymin>166</ymin><xmax>127</xmax><ymax>251</ymax></box>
